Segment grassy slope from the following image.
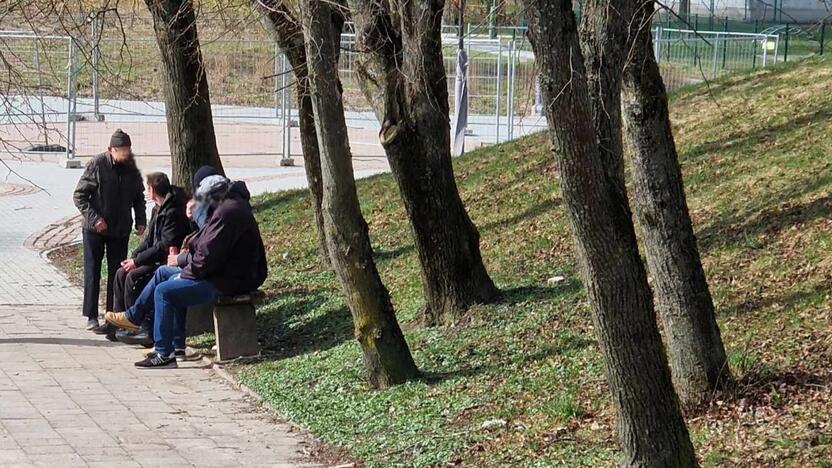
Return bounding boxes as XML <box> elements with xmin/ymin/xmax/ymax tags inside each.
<box><xmin>238</xmin><ymin>56</ymin><xmax>832</xmax><ymax>466</ymax></box>
<box><xmin>51</xmin><ymin>57</ymin><xmax>832</xmax><ymax>466</ymax></box>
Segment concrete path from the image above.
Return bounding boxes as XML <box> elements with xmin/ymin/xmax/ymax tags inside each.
<box><xmin>0</xmin><ymin>160</ymin><xmax>334</xmax><ymax>467</ymax></box>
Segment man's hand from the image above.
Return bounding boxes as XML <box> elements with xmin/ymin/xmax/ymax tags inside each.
<box><xmin>136</xmin><ymin>225</ymin><xmax>146</xmax><ymax>236</ymax></box>
<box><xmin>94</xmin><ymin>219</ymin><xmax>108</xmax><ymax>233</ymax></box>
<box><xmin>167</xmin><ymin>254</ymin><xmax>179</xmax><ymax>267</ymax></box>
<box><xmin>121</xmin><ymin>258</ymin><xmax>137</xmax><ymax>272</ymax></box>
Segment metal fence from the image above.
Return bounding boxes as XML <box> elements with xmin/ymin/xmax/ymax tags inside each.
<box><xmin>655</xmin><ymin>27</ymin><xmax>781</xmax><ymax>90</ymax></box>
<box><xmin>0</xmin><ymin>32</ymin><xmax>78</xmax><ymax>160</ymax></box>
<box><xmin>0</xmin><ymin>25</ymin><xmax>786</xmax><ymax>162</ymax></box>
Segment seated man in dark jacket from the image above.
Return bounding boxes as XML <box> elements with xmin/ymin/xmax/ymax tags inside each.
<box><xmin>99</xmin><ymin>172</ymin><xmax>192</xmax><ymax>344</ymax></box>
<box><xmin>106</xmin><ymin>167</ymin><xmax>268</xmax><ymax>368</ymax></box>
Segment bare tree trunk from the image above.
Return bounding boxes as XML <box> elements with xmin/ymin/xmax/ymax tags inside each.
<box><xmin>145</xmin><ymin>0</ymin><xmax>224</xmax><ymax>188</ymax></box>
<box><xmin>346</xmin><ymin>0</ymin><xmax>501</xmax><ymax>326</ymax></box>
<box><xmin>622</xmin><ymin>2</ymin><xmax>730</xmax><ymax>407</ymax></box>
<box><xmin>521</xmin><ymin>1</ymin><xmax>698</xmax><ymax>466</ymax></box>
<box><xmin>255</xmin><ymin>0</ymin><xmax>329</xmax><ymax>263</ymax></box>
<box><xmin>578</xmin><ymin>0</ymin><xmax>633</xmax><ymax>200</ymax></box>
<box><xmin>300</xmin><ymin>0</ymin><xmax>418</xmax><ymax>388</ymax></box>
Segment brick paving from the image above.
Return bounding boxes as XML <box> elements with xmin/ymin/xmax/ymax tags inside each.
<box><xmin>0</xmin><ymin>161</ymin><xmax>338</xmax><ymax>467</ymax></box>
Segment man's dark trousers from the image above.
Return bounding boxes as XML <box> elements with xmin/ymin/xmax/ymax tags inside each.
<box><xmin>113</xmin><ymin>265</ymin><xmax>156</xmax><ymax>313</ymax></box>
<box><xmin>82</xmin><ymin>230</ymin><xmax>129</xmax><ymax>320</ymax></box>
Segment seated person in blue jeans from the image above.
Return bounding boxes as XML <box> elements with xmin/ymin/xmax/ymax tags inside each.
<box><xmin>105</xmin><ymin>166</ymin><xmax>268</xmax><ymax>368</ymax></box>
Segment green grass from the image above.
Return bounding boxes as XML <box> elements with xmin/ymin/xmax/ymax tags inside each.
<box><xmin>233</xmin><ymin>56</ymin><xmax>832</xmax><ymax>466</ymax></box>
<box><xmin>51</xmin><ymin>56</ymin><xmax>832</xmax><ymax>465</ymax></box>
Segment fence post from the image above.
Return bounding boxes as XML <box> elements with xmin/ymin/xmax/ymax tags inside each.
<box><xmin>711</xmin><ymin>33</ymin><xmax>720</xmax><ymax>79</ymax></box>
<box><xmin>495</xmin><ymin>40</ymin><xmax>502</xmax><ymax>144</ymax></box>
<box><xmin>693</xmin><ymin>14</ymin><xmax>700</xmax><ymax>60</ymax></box>
<box><xmin>64</xmin><ymin>38</ymin><xmax>80</xmax><ymax>167</ymax></box>
<box><xmin>821</xmin><ymin>22</ymin><xmax>827</xmax><ymax>55</ymax></box>
<box><xmin>33</xmin><ymin>38</ymin><xmax>49</xmax><ymax>145</ymax></box>
<box><xmin>508</xmin><ymin>40</ymin><xmax>516</xmax><ymax>141</ymax></box>
<box><xmin>722</xmin><ymin>16</ymin><xmax>728</xmax><ymax>69</ymax></box>
<box><xmin>280</xmin><ymin>53</ymin><xmax>293</xmax><ymax>166</ymax></box>
<box><xmin>274</xmin><ymin>43</ymin><xmax>280</xmax><ymax>118</ymax></box>
<box><xmin>90</xmin><ymin>15</ymin><xmax>103</xmax><ymax>122</ymax></box>
<box><xmin>654</xmin><ymin>26</ymin><xmax>662</xmax><ymax>63</ymax></box>
<box><xmin>784</xmin><ymin>23</ymin><xmax>790</xmax><ymax>62</ymax></box>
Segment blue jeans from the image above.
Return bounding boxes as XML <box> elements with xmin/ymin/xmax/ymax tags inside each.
<box><xmin>126</xmin><ymin>266</ymin><xmax>181</xmax><ymax>327</ymax></box>
<box><xmin>153</xmin><ymin>277</ymin><xmax>219</xmax><ymax>357</ymax></box>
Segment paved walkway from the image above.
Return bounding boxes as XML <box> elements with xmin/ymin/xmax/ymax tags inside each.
<box><xmin>0</xmin><ymin>160</ymin><xmax>334</xmax><ymax>467</ymax></box>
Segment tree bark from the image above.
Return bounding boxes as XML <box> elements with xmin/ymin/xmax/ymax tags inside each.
<box><xmin>578</xmin><ymin>0</ymin><xmax>633</xmax><ymax>201</ymax></box>
<box><xmin>622</xmin><ymin>2</ymin><xmax>730</xmax><ymax>407</ymax></box>
<box><xmin>520</xmin><ymin>1</ymin><xmax>698</xmax><ymax>466</ymax></box>
<box><xmin>145</xmin><ymin>0</ymin><xmax>224</xmax><ymax>188</ymax></box>
<box><xmin>300</xmin><ymin>0</ymin><xmax>419</xmax><ymax>389</ymax></box>
<box><xmin>345</xmin><ymin>0</ymin><xmax>501</xmax><ymax>326</ymax></box>
<box><xmin>255</xmin><ymin>0</ymin><xmax>329</xmax><ymax>263</ymax></box>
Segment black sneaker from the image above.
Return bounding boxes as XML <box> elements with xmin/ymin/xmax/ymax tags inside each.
<box><xmin>94</xmin><ymin>322</ymin><xmax>118</xmax><ymax>342</ymax></box>
<box><xmin>134</xmin><ymin>352</ymin><xmax>177</xmax><ymax>369</ymax></box>
<box><xmin>117</xmin><ymin>328</ymin><xmax>153</xmax><ymax>347</ymax></box>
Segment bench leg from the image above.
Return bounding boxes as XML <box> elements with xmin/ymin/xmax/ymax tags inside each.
<box><xmin>213</xmin><ymin>304</ymin><xmax>260</xmax><ymax>361</ymax></box>
<box><xmin>186</xmin><ymin>303</ymin><xmax>214</xmax><ymax>337</ymax></box>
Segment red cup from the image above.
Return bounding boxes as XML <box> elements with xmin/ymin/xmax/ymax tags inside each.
<box><xmin>169</xmin><ymin>247</ymin><xmax>180</xmax><ymax>256</ymax></box>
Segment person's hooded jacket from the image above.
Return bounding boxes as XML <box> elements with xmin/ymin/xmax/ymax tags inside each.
<box><xmin>132</xmin><ymin>185</ymin><xmax>193</xmax><ymax>267</ymax></box>
<box><xmin>180</xmin><ymin>178</ymin><xmax>268</xmax><ymax>295</ymax></box>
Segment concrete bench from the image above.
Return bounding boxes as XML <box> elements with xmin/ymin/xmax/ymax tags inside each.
<box><xmin>186</xmin><ymin>291</ymin><xmax>263</xmax><ymax>362</ymax></box>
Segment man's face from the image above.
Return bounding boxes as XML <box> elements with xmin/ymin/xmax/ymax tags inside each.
<box><xmin>186</xmin><ymin>199</ymin><xmax>196</xmax><ymax>220</ymax></box>
<box><xmin>109</xmin><ymin>145</ymin><xmax>132</xmax><ymax>163</ymax></box>
<box><xmin>148</xmin><ymin>185</ymin><xmax>162</xmax><ymax>206</ymax></box>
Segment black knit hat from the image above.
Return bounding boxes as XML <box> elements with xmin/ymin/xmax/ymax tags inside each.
<box><xmin>192</xmin><ymin>165</ymin><xmax>221</xmax><ymax>193</ymax></box>
<box><xmin>109</xmin><ymin>129</ymin><xmax>132</xmax><ymax>148</ymax></box>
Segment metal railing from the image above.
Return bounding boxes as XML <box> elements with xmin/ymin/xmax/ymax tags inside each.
<box><xmin>0</xmin><ymin>25</ymin><xmax>787</xmax><ymax>162</ymax></box>
<box><xmin>654</xmin><ymin>27</ymin><xmax>780</xmax><ymax>90</ymax></box>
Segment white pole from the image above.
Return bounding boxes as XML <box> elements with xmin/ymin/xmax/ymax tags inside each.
<box><xmin>281</xmin><ymin>53</ymin><xmax>292</xmax><ymax>165</ymax></box>
<box><xmin>711</xmin><ymin>33</ymin><xmax>720</xmax><ymax>79</ymax></box>
<box><xmin>507</xmin><ymin>40</ymin><xmax>515</xmax><ymax>140</ymax></box>
<box><xmin>495</xmin><ymin>40</ymin><xmax>502</xmax><ymax>144</ymax></box>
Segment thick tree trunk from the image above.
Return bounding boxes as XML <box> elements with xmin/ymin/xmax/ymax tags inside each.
<box><xmin>521</xmin><ymin>1</ymin><xmax>698</xmax><ymax>466</ymax></box>
<box><xmin>622</xmin><ymin>2</ymin><xmax>730</xmax><ymax>407</ymax></box>
<box><xmin>145</xmin><ymin>0</ymin><xmax>224</xmax><ymax>188</ymax></box>
<box><xmin>346</xmin><ymin>0</ymin><xmax>501</xmax><ymax>326</ymax></box>
<box><xmin>300</xmin><ymin>0</ymin><xmax>419</xmax><ymax>388</ymax></box>
<box><xmin>256</xmin><ymin>0</ymin><xmax>329</xmax><ymax>263</ymax></box>
<box><xmin>578</xmin><ymin>0</ymin><xmax>633</xmax><ymax>199</ymax></box>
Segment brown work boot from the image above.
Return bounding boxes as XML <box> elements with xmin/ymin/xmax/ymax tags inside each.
<box><xmin>104</xmin><ymin>312</ymin><xmax>140</xmax><ymax>332</ymax></box>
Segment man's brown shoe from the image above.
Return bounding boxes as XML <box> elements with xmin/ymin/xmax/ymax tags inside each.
<box><xmin>104</xmin><ymin>312</ymin><xmax>140</xmax><ymax>332</ymax></box>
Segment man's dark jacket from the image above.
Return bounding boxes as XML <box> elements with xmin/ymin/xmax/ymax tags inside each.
<box><xmin>132</xmin><ymin>186</ymin><xmax>192</xmax><ymax>267</ymax></box>
<box><xmin>181</xmin><ymin>182</ymin><xmax>268</xmax><ymax>295</ymax></box>
<box><xmin>73</xmin><ymin>152</ymin><xmax>146</xmax><ymax>238</ymax></box>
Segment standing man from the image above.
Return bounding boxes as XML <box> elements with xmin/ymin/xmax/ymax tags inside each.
<box><xmin>74</xmin><ymin>129</ymin><xmax>147</xmax><ymax>331</ymax></box>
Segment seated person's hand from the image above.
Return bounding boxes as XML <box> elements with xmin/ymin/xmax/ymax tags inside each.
<box><xmin>136</xmin><ymin>225</ymin><xmax>146</xmax><ymax>236</ymax></box>
<box><xmin>167</xmin><ymin>254</ymin><xmax>178</xmax><ymax>267</ymax></box>
<box><xmin>121</xmin><ymin>258</ymin><xmax>136</xmax><ymax>272</ymax></box>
